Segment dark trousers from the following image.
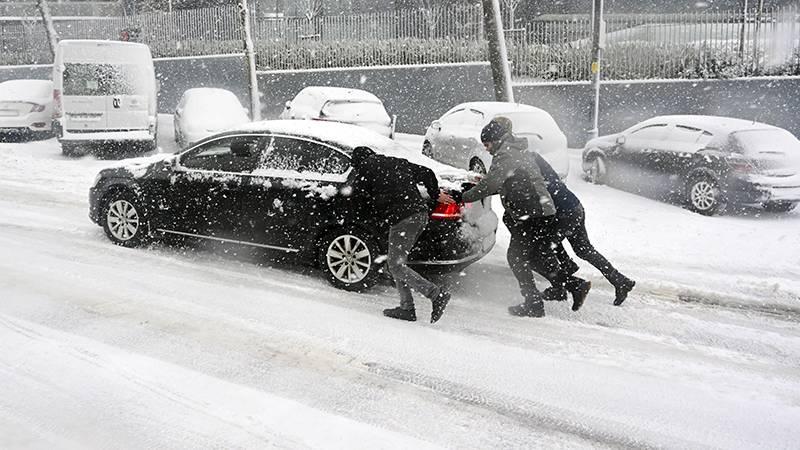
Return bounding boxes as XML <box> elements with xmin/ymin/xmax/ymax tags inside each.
<box><xmin>387</xmin><ymin>212</ymin><xmax>439</xmax><ymax>310</ymax></box>
<box><xmin>554</xmin><ymin>205</ymin><xmax>624</xmax><ymax>284</ymax></box>
<box><xmin>505</xmin><ymin>215</ymin><xmax>580</xmax><ymax>303</ymax></box>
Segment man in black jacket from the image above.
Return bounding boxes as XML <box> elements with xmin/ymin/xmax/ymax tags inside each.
<box><xmin>493</xmin><ymin>117</ymin><xmax>636</xmax><ymax>306</ymax></box>
<box><xmin>348</xmin><ymin>146</ymin><xmax>454</xmax><ymax>323</ymax></box>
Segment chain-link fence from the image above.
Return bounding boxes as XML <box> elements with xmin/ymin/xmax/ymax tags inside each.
<box><xmin>1</xmin><ymin>3</ymin><xmax>798</xmax><ymax>81</ymax></box>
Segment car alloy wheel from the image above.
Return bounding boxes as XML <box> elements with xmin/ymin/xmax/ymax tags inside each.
<box><xmin>588</xmin><ymin>156</ymin><xmax>607</xmax><ymax>184</ymax></box>
<box><xmin>102</xmin><ymin>191</ymin><xmax>150</xmax><ymax>247</ymax></box>
<box><xmin>326</xmin><ymin>234</ymin><xmax>372</xmax><ymax>284</ymax></box>
<box><xmin>107</xmin><ymin>199</ymin><xmax>140</xmax><ymax>241</ymax></box>
<box><xmin>469</xmin><ymin>158</ymin><xmax>487</xmax><ymax>175</ymax></box>
<box><xmin>319</xmin><ymin>229</ymin><xmax>381</xmax><ymax>291</ymax></box>
<box><xmin>688</xmin><ymin>177</ymin><xmax>724</xmax><ymax>215</ymax></box>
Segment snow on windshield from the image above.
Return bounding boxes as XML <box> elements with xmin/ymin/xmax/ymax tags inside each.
<box><xmin>63</xmin><ymin>63</ymin><xmax>150</xmax><ymax>96</ymax></box>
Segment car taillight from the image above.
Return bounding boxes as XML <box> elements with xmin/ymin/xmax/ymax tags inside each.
<box><xmin>53</xmin><ymin>89</ymin><xmax>62</xmax><ymax>118</ymax></box>
<box><xmin>727</xmin><ymin>157</ymin><xmax>759</xmax><ymax>174</ymax></box>
<box><xmin>431</xmin><ymin>202</ymin><xmax>463</xmax><ymax>220</ymax></box>
<box><xmin>30</xmin><ymin>103</ymin><xmax>46</xmax><ymax>112</ymax></box>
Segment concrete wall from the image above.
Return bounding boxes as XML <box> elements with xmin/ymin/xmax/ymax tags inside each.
<box><xmin>2</xmin><ymin>55</ymin><xmax>797</xmax><ymax>147</ymax></box>
<box><xmin>257</xmin><ymin>63</ymin><xmax>495</xmax><ymax>134</ymax></box>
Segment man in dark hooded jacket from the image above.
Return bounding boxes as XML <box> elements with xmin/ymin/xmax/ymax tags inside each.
<box><xmin>461</xmin><ymin>119</ymin><xmax>591</xmax><ymax>317</ymax></box>
<box><xmin>348</xmin><ymin>146</ymin><xmax>454</xmax><ymax>323</ymax></box>
<box><xmin>493</xmin><ymin>117</ymin><xmax>636</xmax><ymax>306</ymax></box>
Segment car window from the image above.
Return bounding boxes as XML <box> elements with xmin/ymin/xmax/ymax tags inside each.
<box><xmin>440</xmin><ymin>109</ymin><xmax>469</xmax><ymax>127</ymax></box>
<box><xmin>257</xmin><ymin>136</ymin><xmax>350</xmax><ymax>175</ymax></box>
<box><xmin>180</xmin><ymin>135</ymin><xmax>263</xmax><ymax>173</ymax></box>
<box><xmin>669</xmin><ymin>125</ymin><xmax>704</xmax><ymax>143</ymax></box>
<box><xmin>629</xmin><ymin>124</ymin><xmax>668</xmax><ymax>140</ymax></box>
<box><xmin>63</xmin><ymin>63</ymin><xmax>150</xmax><ymax>96</ymax></box>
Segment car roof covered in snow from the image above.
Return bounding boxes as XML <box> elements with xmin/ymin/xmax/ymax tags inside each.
<box><xmin>292</xmin><ymin>86</ymin><xmax>383</xmax><ymax>109</ymax></box>
<box><xmin>222</xmin><ymin>120</ymin><xmax>465</xmax><ymax>177</ymax></box>
<box><xmin>634</xmin><ymin>115</ymin><xmax>779</xmax><ymax>136</ymax></box>
<box><xmin>444</xmin><ymin>101</ymin><xmax>550</xmax><ymax>118</ymax></box>
<box><xmin>0</xmin><ymin>79</ymin><xmax>53</xmax><ymax>101</ymax></box>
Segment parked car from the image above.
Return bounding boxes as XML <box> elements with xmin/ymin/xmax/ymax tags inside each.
<box><xmin>0</xmin><ymin>79</ymin><xmax>54</xmax><ymax>138</ymax></box>
<box><xmin>89</xmin><ymin>120</ymin><xmax>498</xmax><ymax>291</ymax></box>
<box><xmin>52</xmin><ymin>39</ymin><xmax>158</xmax><ymax>156</ymax></box>
<box><xmin>582</xmin><ymin>115</ymin><xmax>800</xmax><ymax>215</ymax></box>
<box><xmin>422</xmin><ymin>102</ymin><xmax>570</xmax><ymax>178</ymax></box>
<box><xmin>173</xmin><ymin>88</ymin><xmax>250</xmax><ymax>148</ymax></box>
<box><xmin>280</xmin><ymin>86</ymin><xmax>396</xmax><ymax>138</ymax></box>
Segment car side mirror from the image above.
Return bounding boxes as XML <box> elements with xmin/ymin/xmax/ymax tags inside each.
<box><xmin>431</xmin><ymin>120</ymin><xmax>441</xmax><ymax>131</ymax></box>
<box><xmin>616</xmin><ymin>135</ymin><xmax>626</xmax><ymax>145</ymax></box>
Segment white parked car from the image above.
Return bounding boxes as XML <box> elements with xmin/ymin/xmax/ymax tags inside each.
<box><xmin>280</xmin><ymin>86</ymin><xmax>396</xmax><ymax>138</ymax></box>
<box><xmin>52</xmin><ymin>39</ymin><xmax>158</xmax><ymax>156</ymax></box>
<box><xmin>423</xmin><ymin>102</ymin><xmax>570</xmax><ymax>178</ymax></box>
<box><xmin>0</xmin><ymin>79</ymin><xmax>54</xmax><ymax>137</ymax></box>
<box><xmin>173</xmin><ymin>88</ymin><xmax>250</xmax><ymax>147</ymax></box>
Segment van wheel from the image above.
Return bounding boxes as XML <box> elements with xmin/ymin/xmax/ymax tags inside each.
<box><xmin>102</xmin><ymin>191</ymin><xmax>150</xmax><ymax>247</ymax></box>
<box><xmin>61</xmin><ymin>143</ymin><xmax>80</xmax><ymax>157</ymax></box>
<box><xmin>318</xmin><ymin>228</ymin><xmax>381</xmax><ymax>292</ymax></box>
<box><xmin>687</xmin><ymin>176</ymin><xmax>725</xmax><ymax>216</ymax></box>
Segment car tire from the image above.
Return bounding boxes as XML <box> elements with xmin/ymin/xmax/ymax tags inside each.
<box><xmin>763</xmin><ymin>201</ymin><xmax>797</xmax><ymax>213</ymax></box>
<box><xmin>102</xmin><ymin>190</ymin><xmax>150</xmax><ymax>248</ymax></box>
<box><xmin>469</xmin><ymin>158</ymin><xmax>487</xmax><ymax>175</ymax></box>
<box><xmin>587</xmin><ymin>155</ymin><xmax>607</xmax><ymax>185</ymax></box>
<box><xmin>687</xmin><ymin>176</ymin><xmax>726</xmax><ymax>216</ymax></box>
<box><xmin>422</xmin><ymin>141</ymin><xmax>433</xmax><ymax>158</ymax></box>
<box><xmin>318</xmin><ymin>228</ymin><xmax>381</xmax><ymax>292</ymax></box>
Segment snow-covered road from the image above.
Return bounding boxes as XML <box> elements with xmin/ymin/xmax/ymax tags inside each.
<box><xmin>1</xmin><ymin>120</ymin><xmax>799</xmax><ymax>449</ymax></box>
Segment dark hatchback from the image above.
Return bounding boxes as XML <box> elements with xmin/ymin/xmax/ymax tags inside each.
<box><xmin>89</xmin><ymin>120</ymin><xmax>498</xmax><ymax>290</ymax></box>
<box><xmin>583</xmin><ymin>115</ymin><xmax>800</xmax><ymax>215</ymax></box>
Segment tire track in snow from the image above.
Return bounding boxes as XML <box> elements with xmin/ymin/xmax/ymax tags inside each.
<box><xmin>362</xmin><ymin>361</ymin><xmax>697</xmax><ymax>450</ymax></box>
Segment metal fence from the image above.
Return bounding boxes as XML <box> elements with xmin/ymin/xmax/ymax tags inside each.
<box><xmin>1</xmin><ymin>3</ymin><xmax>798</xmax><ymax>81</ymax></box>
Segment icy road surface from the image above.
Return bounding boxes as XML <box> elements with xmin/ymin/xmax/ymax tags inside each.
<box><xmin>1</xmin><ymin>118</ymin><xmax>799</xmax><ymax>449</ymax></box>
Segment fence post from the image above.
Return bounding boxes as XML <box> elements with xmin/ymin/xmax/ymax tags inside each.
<box><xmin>589</xmin><ymin>0</ymin><xmax>605</xmax><ymax>141</ymax></box>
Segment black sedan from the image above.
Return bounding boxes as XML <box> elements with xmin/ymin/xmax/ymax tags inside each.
<box><xmin>89</xmin><ymin>120</ymin><xmax>498</xmax><ymax>291</ymax></box>
<box><xmin>583</xmin><ymin>115</ymin><xmax>800</xmax><ymax>215</ymax></box>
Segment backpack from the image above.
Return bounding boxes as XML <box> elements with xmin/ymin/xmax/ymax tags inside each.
<box><xmin>502</xmin><ymin>168</ymin><xmax>543</xmax><ymax>222</ymax></box>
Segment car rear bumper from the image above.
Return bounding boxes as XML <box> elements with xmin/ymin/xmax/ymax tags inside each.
<box><xmin>727</xmin><ymin>176</ymin><xmax>800</xmax><ymax>206</ymax></box>
<box><xmin>408</xmin><ymin>204</ymin><xmax>498</xmax><ymax>269</ymax></box>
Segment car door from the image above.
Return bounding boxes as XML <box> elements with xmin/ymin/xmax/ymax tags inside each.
<box><xmin>240</xmin><ymin>135</ymin><xmax>351</xmax><ymax>252</ymax></box>
<box><xmin>163</xmin><ymin>134</ymin><xmax>263</xmax><ymax>240</ymax></box>
<box><xmin>616</xmin><ymin>123</ymin><xmax>669</xmax><ymax>192</ymax></box>
<box><xmin>656</xmin><ymin>124</ymin><xmax>708</xmax><ymax>193</ymax></box>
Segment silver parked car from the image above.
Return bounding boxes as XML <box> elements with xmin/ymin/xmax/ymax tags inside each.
<box><xmin>422</xmin><ymin>102</ymin><xmax>570</xmax><ymax>178</ymax></box>
<box><xmin>582</xmin><ymin>115</ymin><xmax>800</xmax><ymax>215</ymax></box>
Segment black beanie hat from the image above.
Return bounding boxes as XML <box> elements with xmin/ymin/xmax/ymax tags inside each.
<box><xmin>481</xmin><ymin>119</ymin><xmax>507</xmax><ymax>144</ymax></box>
<box><xmin>351</xmin><ymin>146</ymin><xmax>376</xmax><ymax>166</ymax></box>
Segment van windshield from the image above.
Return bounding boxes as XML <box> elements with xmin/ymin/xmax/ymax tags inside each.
<box><xmin>63</xmin><ymin>63</ymin><xmax>150</xmax><ymax>96</ymax></box>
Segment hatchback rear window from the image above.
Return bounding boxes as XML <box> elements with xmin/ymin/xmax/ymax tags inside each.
<box><xmin>63</xmin><ymin>63</ymin><xmax>150</xmax><ymax>96</ymax></box>
<box><xmin>732</xmin><ymin>129</ymin><xmax>800</xmax><ymax>156</ymax></box>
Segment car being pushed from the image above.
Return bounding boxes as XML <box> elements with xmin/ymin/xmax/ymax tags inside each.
<box><xmin>423</xmin><ymin>101</ymin><xmax>570</xmax><ymax>178</ymax></box>
<box><xmin>89</xmin><ymin>120</ymin><xmax>498</xmax><ymax>291</ymax></box>
<box><xmin>583</xmin><ymin>115</ymin><xmax>800</xmax><ymax>215</ymax></box>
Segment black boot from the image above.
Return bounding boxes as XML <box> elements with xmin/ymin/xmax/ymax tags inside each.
<box><xmin>383</xmin><ymin>307</ymin><xmax>417</xmax><ymax>322</ymax></box>
<box><xmin>508</xmin><ymin>299</ymin><xmax>545</xmax><ymax>318</ymax></box>
<box><xmin>542</xmin><ymin>286</ymin><xmax>567</xmax><ymax>302</ymax></box>
<box><xmin>566</xmin><ymin>278</ymin><xmax>592</xmax><ymax>311</ymax></box>
<box><xmin>430</xmin><ymin>289</ymin><xmax>451</xmax><ymax>324</ymax></box>
<box><xmin>612</xmin><ymin>276</ymin><xmax>635</xmax><ymax>306</ymax></box>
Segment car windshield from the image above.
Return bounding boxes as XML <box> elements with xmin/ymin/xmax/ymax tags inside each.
<box><xmin>63</xmin><ymin>63</ymin><xmax>151</xmax><ymax>96</ymax></box>
<box><xmin>321</xmin><ymin>101</ymin><xmax>389</xmax><ymax>122</ymax></box>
